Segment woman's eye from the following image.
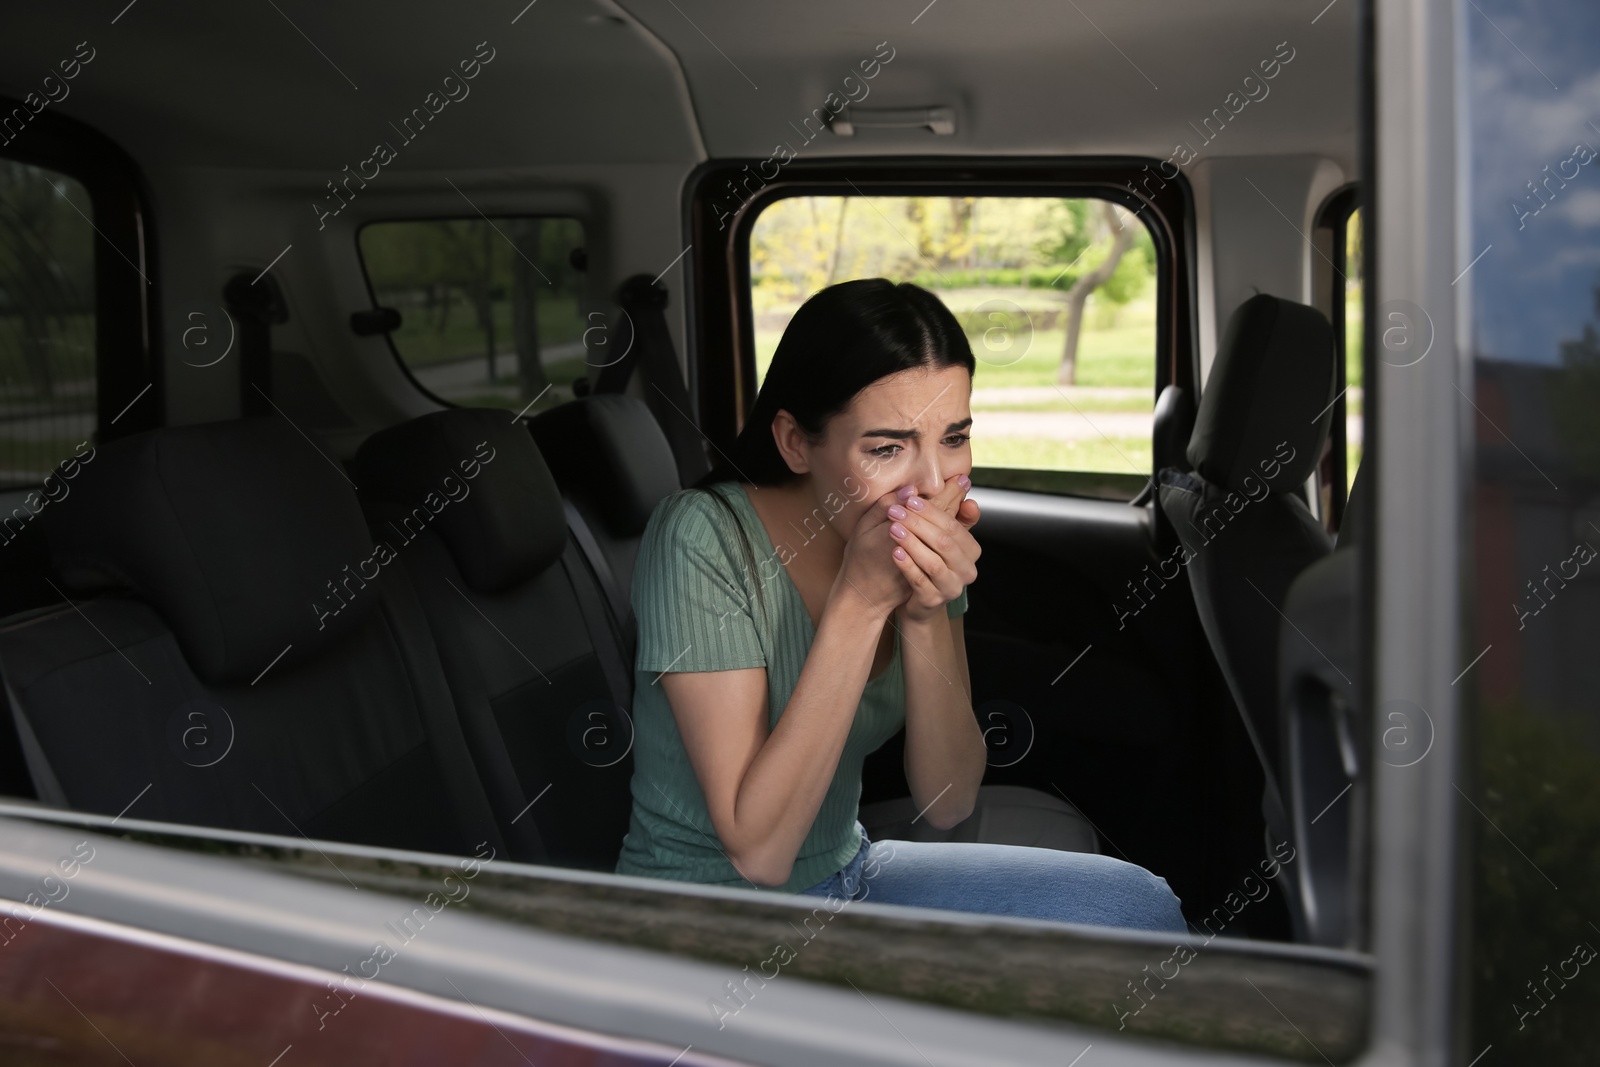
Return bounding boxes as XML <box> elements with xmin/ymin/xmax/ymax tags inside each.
<box><xmin>869</xmin><ymin>444</ymin><xmax>902</xmax><ymax>459</ymax></box>
<box><xmin>942</xmin><ymin>433</ymin><xmax>972</xmax><ymax>448</ymax></box>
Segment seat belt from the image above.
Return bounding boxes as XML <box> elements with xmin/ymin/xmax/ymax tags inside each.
<box><xmin>560</xmin><ymin>498</ymin><xmax>633</xmax><ymax>654</ymax></box>
<box><xmin>560</xmin><ymin>540</ymin><xmax>634</xmax><ymax>716</ymax></box>
<box><xmin>223</xmin><ymin>271</ymin><xmax>289</xmax><ymax>417</ymax></box>
<box><xmin>594</xmin><ymin>275</ymin><xmax>710</xmax><ymax>487</ymax></box>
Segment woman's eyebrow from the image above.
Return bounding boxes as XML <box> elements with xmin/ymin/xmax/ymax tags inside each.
<box><xmin>861</xmin><ymin>417</ymin><xmax>973</xmax><ymax>440</ymax></box>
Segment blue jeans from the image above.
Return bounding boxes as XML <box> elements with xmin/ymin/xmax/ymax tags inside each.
<box><xmin>798</xmin><ymin>822</ymin><xmax>1186</xmax><ymax>933</ymax></box>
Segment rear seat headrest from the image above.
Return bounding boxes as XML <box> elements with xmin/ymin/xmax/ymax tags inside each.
<box><xmin>528</xmin><ymin>393</ymin><xmax>680</xmax><ymax>538</ymax></box>
<box><xmin>43</xmin><ymin>418</ymin><xmax>379</xmax><ymax>685</ymax></box>
<box><xmin>351</xmin><ymin>408</ymin><xmax>567</xmax><ymax>593</ymax></box>
<box><xmin>1188</xmin><ymin>294</ymin><xmax>1336</xmax><ymax>495</ymax></box>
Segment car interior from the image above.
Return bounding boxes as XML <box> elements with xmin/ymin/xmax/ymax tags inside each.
<box><xmin>0</xmin><ymin>0</ymin><xmax>1370</xmax><ymax>962</ymax></box>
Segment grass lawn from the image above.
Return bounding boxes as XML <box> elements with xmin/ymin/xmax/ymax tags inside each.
<box><xmin>753</xmin><ymin>290</ymin><xmax>1158</xmax><ymax>477</ymax></box>
<box><xmin>971</xmin><ymin>393</ymin><xmax>1154</xmax><ymax>414</ymax></box>
<box><xmin>755</xmin><ymin>315</ymin><xmax>1156</xmax><ymax>391</ymax></box>
<box><xmin>970</xmin><ymin>323</ymin><xmax>1154</xmax><ymax>389</ymax></box>
<box><xmin>971</xmin><ymin>434</ymin><xmax>1152</xmax><ymax>474</ymax></box>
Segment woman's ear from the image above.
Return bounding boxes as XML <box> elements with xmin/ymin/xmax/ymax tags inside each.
<box><xmin>771</xmin><ymin>409</ymin><xmax>812</xmax><ymax>475</ymax></box>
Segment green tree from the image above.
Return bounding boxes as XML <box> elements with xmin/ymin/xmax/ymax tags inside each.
<box><xmin>508</xmin><ymin>218</ymin><xmax>549</xmax><ymax>402</ymax></box>
<box><xmin>1035</xmin><ymin>198</ymin><xmax>1092</xmax><ymax>267</ymax></box>
<box><xmin>1057</xmin><ymin>201</ymin><xmax>1139</xmax><ymax>385</ymax></box>
<box><xmin>0</xmin><ymin>163</ymin><xmax>95</xmax><ymax>399</ymax></box>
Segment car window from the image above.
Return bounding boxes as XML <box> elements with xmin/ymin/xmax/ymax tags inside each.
<box><xmin>358</xmin><ymin>217</ymin><xmax>586</xmax><ymax>416</ymax></box>
<box><xmin>749</xmin><ymin>195</ymin><xmax>1157</xmax><ymax>491</ymax></box>
<box><xmin>0</xmin><ymin>160</ymin><xmax>95</xmax><ymax>487</ymax></box>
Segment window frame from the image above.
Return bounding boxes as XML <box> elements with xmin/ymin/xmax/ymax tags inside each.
<box><xmin>685</xmin><ymin>159</ymin><xmax>1197</xmax><ymax>500</ymax></box>
<box><xmin>0</xmin><ymin>97</ymin><xmax>162</xmax><ymax>448</ymax></box>
<box><xmin>353</xmin><ymin>213</ymin><xmax>591</xmax><ymax>417</ymax></box>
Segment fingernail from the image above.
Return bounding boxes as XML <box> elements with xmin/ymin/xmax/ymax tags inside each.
<box><xmin>897</xmin><ymin>484</ymin><xmax>916</xmax><ymax>502</ymax></box>
<box><xmin>887</xmin><ymin>503</ymin><xmax>907</xmax><ymax>520</ymax></box>
<box><xmin>889</xmin><ymin>522</ymin><xmax>906</xmax><ymax>538</ymax></box>
<box><xmin>905</xmin><ymin>495</ymin><xmax>925</xmax><ymax>511</ymax></box>
<box><xmin>892</xmin><ymin>546</ymin><xmax>907</xmax><ymax>561</ymax></box>
<box><xmin>957</xmin><ymin>473</ymin><xmax>971</xmax><ymax>489</ymax></box>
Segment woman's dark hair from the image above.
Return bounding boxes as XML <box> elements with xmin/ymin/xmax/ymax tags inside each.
<box><xmin>692</xmin><ymin>278</ymin><xmax>975</xmax><ymax>624</ymax></box>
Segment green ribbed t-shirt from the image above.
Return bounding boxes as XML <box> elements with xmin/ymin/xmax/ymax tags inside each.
<box><xmin>614</xmin><ymin>481</ymin><xmax>967</xmax><ymax>894</ymax></box>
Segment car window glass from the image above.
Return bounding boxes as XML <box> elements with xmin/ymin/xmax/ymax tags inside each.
<box><xmin>0</xmin><ymin>161</ymin><xmax>94</xmax><ymax>487</ymax></box>
<box><xmin>750</xmin><ymin>196</ymin><xmax>1157</xmax><ymax>482</ymax></box>
<box><xmin>358</xmin><ymin>217</ymin><xmax>585</xmax><ymax>416</ymax></box>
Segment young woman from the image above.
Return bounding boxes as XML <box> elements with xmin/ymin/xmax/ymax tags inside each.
<box><xmin>615</xmin><ymin>278</ymin><xmax>1184</xmax><ymax>931</ymax></box>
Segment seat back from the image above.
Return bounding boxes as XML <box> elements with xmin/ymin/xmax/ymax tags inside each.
<box><xmin>352</xmin><ymin>409</ymin><xmax>635</xmax><ymax>871</ymax></box>
<box><xmin>0</xmin><ymin>418</ymin><xmax>507</xmax><ymax>859</ymax></box>
<box><xmin>1277</xmin><ymin>459</ymin><xmax>1367</xmax><ymax>945</ymax></box>
<box><xmin>527</xmin><ymin>392</ymin><xmax>681</xmax><ymax>661</ymax></box>
<box><xmin>1156</xmin><ymin>294</ymin><xmax>1337</xmax><ymax>840</ymax></box>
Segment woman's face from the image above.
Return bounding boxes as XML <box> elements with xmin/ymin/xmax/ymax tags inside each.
<box><xmin>775</xmin><ymin>363</ymin><xmax>974</xmax><ymax>531</ymax></box>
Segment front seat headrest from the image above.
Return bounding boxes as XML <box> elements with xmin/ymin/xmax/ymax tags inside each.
<box><xmin>1188</xmin><ymin>294</ymin><xmax>1336</xmax><ymax>495</ymax></box>
<box><xmin>528</xmin><ymin>393</ymin><xmax>680</xmax><ymax>538</ymax></box>
<box><xmin>351</xmin><ymin>408</ymin><xmax>568</xmax><ymax>593</ymax></box>
<box><xmin>43</xmin><ymin>418</ymin><xmax>379</xmax><ymax>686</ymax></box>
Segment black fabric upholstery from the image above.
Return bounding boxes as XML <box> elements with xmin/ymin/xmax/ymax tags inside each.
<box><xmin>1157</xmin><ymin>468</ymin><xmax>1332</xmax><ymax>805</ymax></box>
<box><xmin>1157</xmin><ymin>295</ymin><xmax>1339</xmax><ymax>850</ymax></box>
<box><xmin>528</xmin><ymin>394</ymin><xmax>680</xmax><ymax>539</ymax></box>
<box><xmin>1189</xmin><ymin>294</ymin><xmax>1336</xmax><ymax>495</ymax></box>
<box><xmin>351</xmin><ymin>408</ymin><xmax>568</xmax><ymax>594</ymax></box>
<box><xmin>529</xmin><ymin>393</ymin><xmax>682</xmax><ymax>662</ymax></box>
<box><xmin>0</xmin><ymin>592</ymin><xmax>504</xmax><ymax>856</ymax></box>
<box><xmin>41</xmin><ymin>418</ymin><xmax>376</xmax><ymax>686</ymax></box>
<box><xmin>1277</xmin><ymin>541</ymin><xmax>1362</xmax><ymax>945</ymax></box>
<box><xmin>0</xmin><ymin>419</ymin><xmax>511</xmax><ymax>859</ymax></box>
<box><xmin>1152</xmin><ymin>384</ymin><xmax>1196</xmax><ymax>475</ymax></box>
<box><xmin>355</xmin><ymin>413</ymin><xmax>634</xmax><ymax>871</ymax></box>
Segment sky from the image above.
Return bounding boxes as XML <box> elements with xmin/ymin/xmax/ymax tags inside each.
<box><xmin>1467</xmin><ymin>0</ymin><xmax>1600</xmax><ymax>364</ymax></box>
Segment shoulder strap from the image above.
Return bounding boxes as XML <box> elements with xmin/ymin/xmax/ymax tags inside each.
<box><xmin>222</xmin><ymin>270</ymin><xmax>288</xmax><ymax>417</ymax></box>
<box><xmin>560</xmin><ymin>540</ymin><xmax>633</xmax><ymax>715</ymax></box>
<box><xmin>563</xmin><ymin>499</ymin><xmax>624</xmax><ymax>633</ymax></box>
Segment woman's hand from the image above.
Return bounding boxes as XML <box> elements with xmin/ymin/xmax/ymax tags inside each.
<box><xmin>886</xmin><ymin>473</ymin><xmax>981</xmax><ymax>622</ymax></box>
<box><xmin>828</xmin><ymin>494</ymin><xmax>915</xmax><ymax>618</ymax></box>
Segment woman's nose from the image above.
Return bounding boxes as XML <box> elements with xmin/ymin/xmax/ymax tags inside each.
<box><xmin>913</xmin><ymin>450</ymin><xmax>945</xmax><ymax>498</ymax></box>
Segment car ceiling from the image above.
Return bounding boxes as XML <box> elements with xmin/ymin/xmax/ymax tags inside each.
<box><xmin>3</xmin><ymin>0</ymin><xmax>1357</xmax><ymax>173</ymax></box>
